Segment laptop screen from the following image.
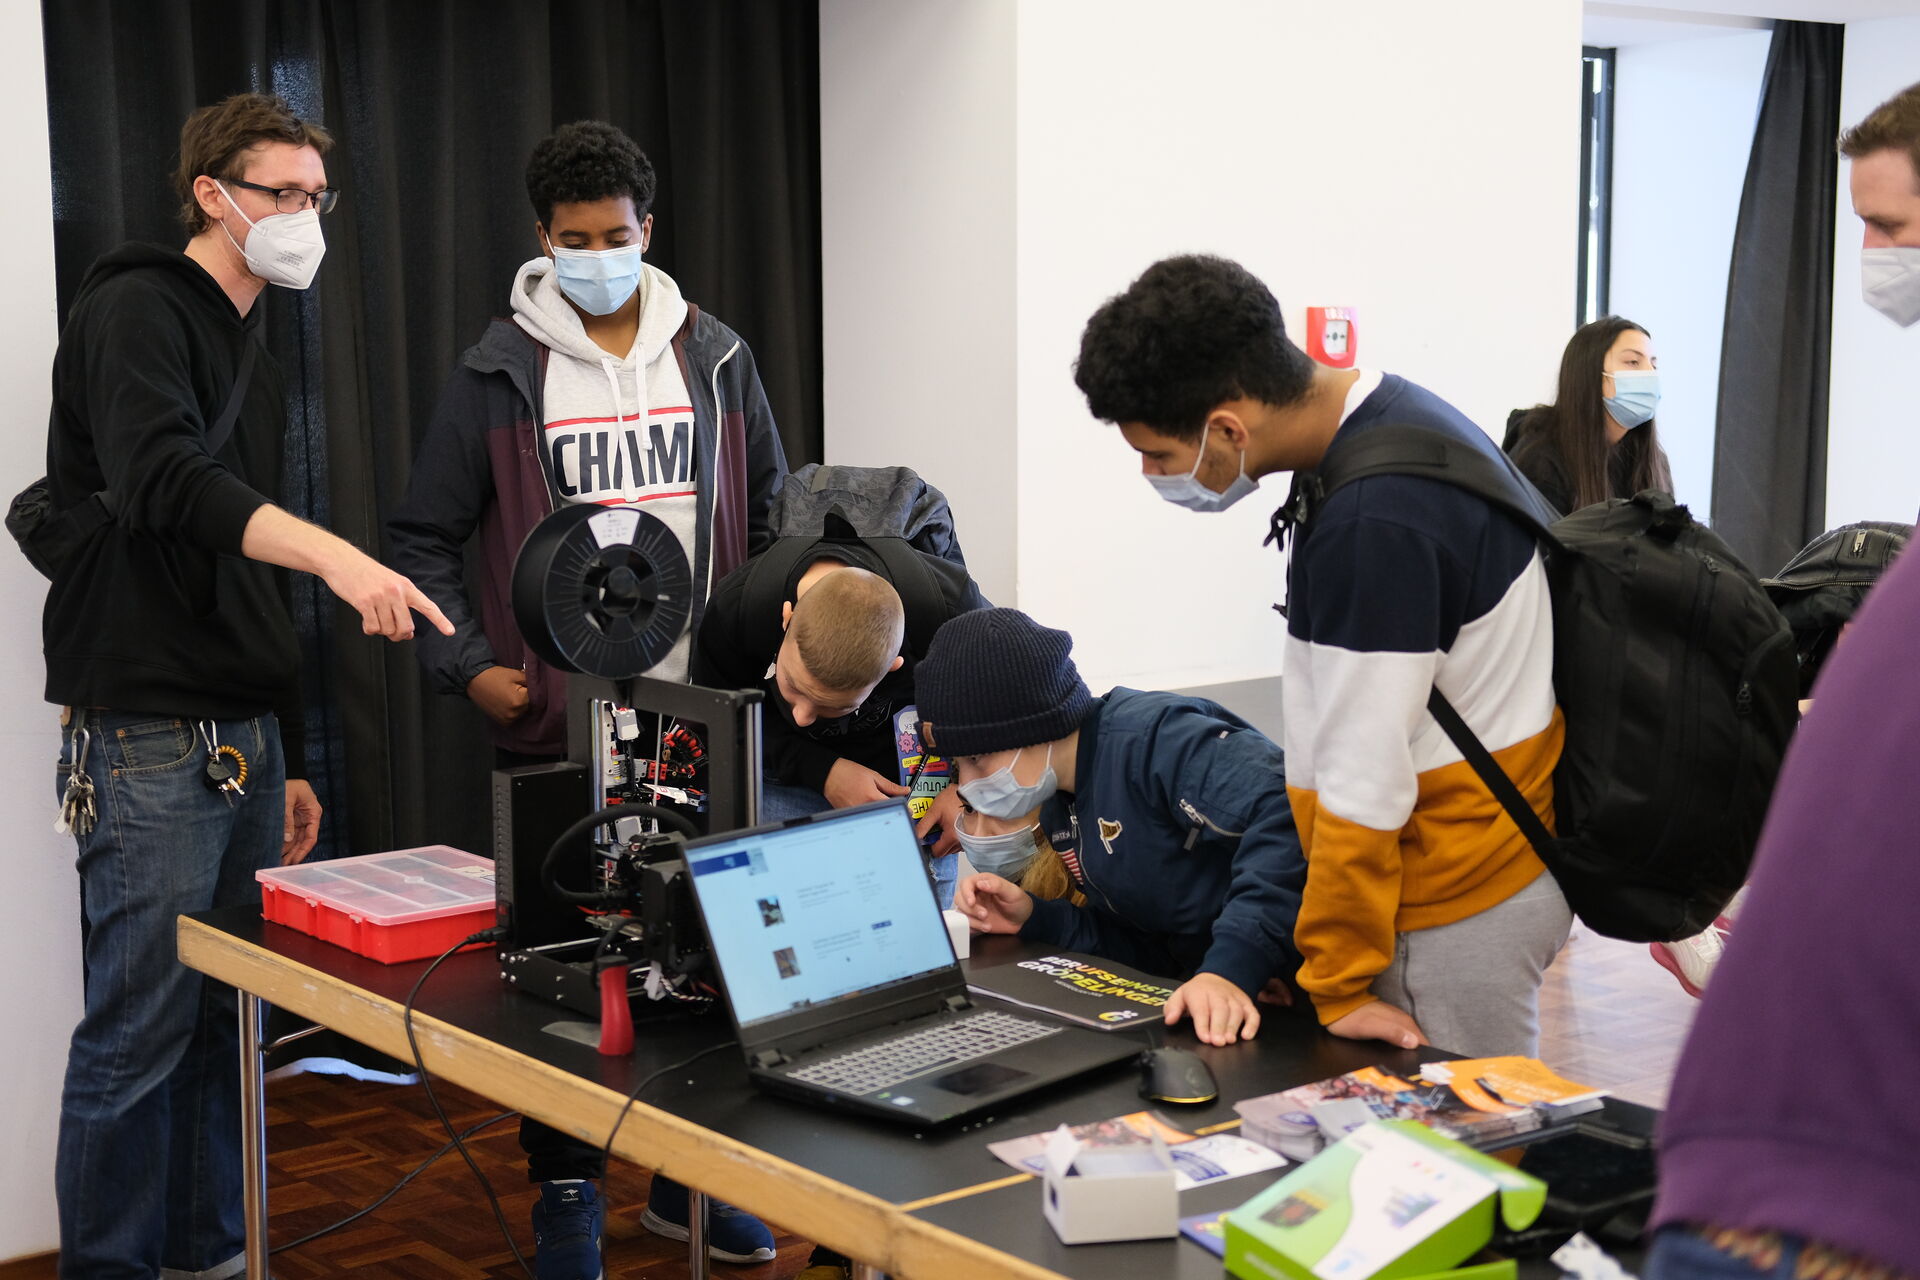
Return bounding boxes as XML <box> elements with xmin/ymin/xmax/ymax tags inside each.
<box><xmin>686</xmin><ymin>803</ymin><xmax>957</xmax><ymax>1031</ymax></box>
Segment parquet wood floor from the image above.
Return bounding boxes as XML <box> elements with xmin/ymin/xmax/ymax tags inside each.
<box><xmin>261</xmin><ymin>1070</ymin><xmax>815</xmax><ymax>1279</ymax></box>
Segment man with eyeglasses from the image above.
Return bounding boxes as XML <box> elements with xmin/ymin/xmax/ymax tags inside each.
<box><xmin>40</xmin><ymin>92</ymin><xmax>451</xmax><ymax>1279</ymax></box>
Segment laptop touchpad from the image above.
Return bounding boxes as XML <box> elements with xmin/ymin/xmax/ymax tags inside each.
<box><xmin>930</xmin><ymin>1062</ymin><xmax>1031</xmax><ymax>1095</ymax></box>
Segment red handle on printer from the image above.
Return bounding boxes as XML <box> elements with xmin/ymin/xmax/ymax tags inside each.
<box><xmin>597</xmin><ymin>963</ymin><xmax>634</xmax><ymax>1055</ymax></box>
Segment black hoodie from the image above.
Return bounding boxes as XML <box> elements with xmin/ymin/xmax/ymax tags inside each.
<box><xmin>43</xmin><ymin>244</ymin><xmax>305</xmax><ymax>770</ymax></box>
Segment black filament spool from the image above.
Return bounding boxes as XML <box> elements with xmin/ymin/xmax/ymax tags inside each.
<box><xmin>510</xmin><ymin>504</ymin><xmax>693</xmax><ymax>678</ymax></box>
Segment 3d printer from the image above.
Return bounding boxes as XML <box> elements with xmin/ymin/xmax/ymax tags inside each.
<box><xmin>490</xmin><ymin>502</ymin><xmax>764</xmax><ymax>1045</ymax></box>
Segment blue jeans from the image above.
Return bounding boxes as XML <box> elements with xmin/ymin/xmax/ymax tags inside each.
<box><xmin>56</xmin><ymin>710</ymin><xmax>286</xmax><ymax>1280</ymax></box>
<box><xmin>1646</xmin><ymin>1225</ymin><xmax>1821</xmax><ymax>1280</ymax></box>
<box><xmin>760</xmin><ymin>778</ymin><xmax>958</xmax><ymax>910</ymax></box>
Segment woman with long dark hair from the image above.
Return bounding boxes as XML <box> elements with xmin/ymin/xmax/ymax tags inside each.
<box><xmin>1505</xmin><ymin>315</ymin><xmax>1675</xmax><ymax>515</ymax></box>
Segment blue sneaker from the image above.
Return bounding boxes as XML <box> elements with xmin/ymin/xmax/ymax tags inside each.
<box><xmin>640</xmin><ymin>1175</ymin><xmax>776</xmax><ymax>1263</ymax></box>
<box><xmin>532</xmin><ymin>1180</ymin><xmax>604</xmax><ymax>1280</ymax></box>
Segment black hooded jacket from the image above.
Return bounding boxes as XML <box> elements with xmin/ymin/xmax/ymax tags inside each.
<box><xmin>41</xmin><ymin>244</ymin><xmax>305</xmax><ymax>769</ymax></box>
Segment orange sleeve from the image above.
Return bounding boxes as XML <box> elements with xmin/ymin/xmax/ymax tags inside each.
<box><xmin>1288</xmin><ymin>786</ymin><xmax>1404</xmax><ymax>1025</ymax></box>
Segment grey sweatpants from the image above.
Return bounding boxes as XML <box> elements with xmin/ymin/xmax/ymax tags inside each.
<box><xmin>1372</xmin><ymin>870</ymin><xmax>1572</xmax><ymax>1057</ymax></box>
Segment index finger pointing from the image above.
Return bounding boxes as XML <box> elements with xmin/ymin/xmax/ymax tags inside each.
<box><xmin>409</xmin><ymin>586</ymin><xmax>456</xmax><ymax>636</ymax></box>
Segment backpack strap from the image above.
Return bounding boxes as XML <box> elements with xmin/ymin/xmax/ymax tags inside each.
<box><xmin>1426</xmin><ymin>688</ymin><xmax>1556</xmax><ymax>855</ymax></box>
<box><xmin>1269</xmin><ymin>424</ymin><xmax>1565</xmax><ymax>561</ymax></box>
<box><xmin>860</xmin><ymin>537</ymin><xmax>950</xmax><ymax>660</ymax></box>
<box><xmin>738</xmin><ymin>535</ymin><xmax>824</xmax><ymax>666</ymax></box>
<box><xmin>1267</xmin><ymin>424</ymin><xmax>1569</xmax><ymax>860</ymax></box>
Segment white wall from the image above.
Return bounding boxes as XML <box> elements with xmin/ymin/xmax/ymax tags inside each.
<box><xmin>1827</xmin><ymin>15</ymin><xmax>1920</xmax><ymax>528</ymax></box>
<box><xmin>819</xmin><ymin>0</ymin><xmax>1019</xmax><ymax>605</ymax></box>
<box><xmin>0</xmin><ymin>0</ymin><xmax>75</xmax><ymax>1261</ymax></box>
<box><xmin>824</xmin><ymin>0</ymin><xmax>1583</xmax><ymax>693</ymax></box>
<box><xmin>1610</xmin><ymin>29</ymin><xmax>1771</xmax><ymax>515</ymax></box>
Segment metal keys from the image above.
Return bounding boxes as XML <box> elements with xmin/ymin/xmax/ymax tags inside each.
<box><xmin>205</xmin><ymin>745</ymin><xmax>249</xmax><ymax>802</ymax></box>
<box><xmin>198</xmin><ymin>721</ymin><xmax>249</xmax><ymax>805</ymax></box>
<box><xmin>56</xmin><ymin>727</ymin><xmax>97</xmax><ymax>837</ymax></box>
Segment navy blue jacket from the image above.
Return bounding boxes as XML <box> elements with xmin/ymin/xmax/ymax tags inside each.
<box><xmin>1021</xmin><ymin>689</ymin><xmax>1305</xmax><ymax>996</ymax></box>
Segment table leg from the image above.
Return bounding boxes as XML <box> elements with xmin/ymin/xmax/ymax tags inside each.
<box><xmin>686</xmin><ymin>1187</ymin><xmax>711</xmax><ymax>1279</ymax></box>
<box><xmin>238</xmin><ymin>991</ymin><xmax>270</xmax><ymax>1278</ymax></box>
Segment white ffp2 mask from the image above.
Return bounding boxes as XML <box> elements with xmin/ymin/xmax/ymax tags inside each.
<box><xmin>1862</xmin><ymin>246</ymin><xmax>1920</xmax><ymax>327</ymax></box>
<box><xmin>219</xmin><ymin>183</ymin><xmax>327</xmax><ymax>290</ymax></box>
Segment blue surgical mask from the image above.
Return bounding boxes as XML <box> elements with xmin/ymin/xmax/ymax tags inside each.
<box><xmin>1145</xmin><ymin>429</ymin><xmax>1258</xmax><ymax>512</ymax></box>
<box><xmin>954</xmin><ymin>810</ymin><xmax>1041</xmax><ymax>880</ymax></box>
<box><xmin>957</xmin><ymin>743</ymin><xmax>1058</xmax><ymax>820</ymax></box>
<box><xmin>1603</xmin><ymin>369</ymin><xmax>1660</xmax><ymax>430</ymax></box>
<box><xmin>550</xmin><ymin>242</ymin><xmax>643</xmax><ymax>316</ymax></box>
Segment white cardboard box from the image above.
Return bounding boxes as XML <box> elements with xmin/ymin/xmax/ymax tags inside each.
<box><xmin>1040</xmin><ymin>1125</ymin><xmax>1179</xmax><ymax>1245</ymax></box>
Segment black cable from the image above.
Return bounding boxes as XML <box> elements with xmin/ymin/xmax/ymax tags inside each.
<box><xmin>402</xmin><ymin>929</ymin><xmax>536</xmax><ymax>1280</ymax></box>
<box><xmin>542</xmin><ymin>802</ymin><xmax>700</xmax><ymax>906</ymax></box>
<box><xmin>271</xmin><ymin>1110</ymin><xmax>517</xmax><ymax>1254</ymax></box>
<box><xmin>597</xmin><ymin>1040</ymin><xmax>736</xmax><ymax>1276</ymax></box>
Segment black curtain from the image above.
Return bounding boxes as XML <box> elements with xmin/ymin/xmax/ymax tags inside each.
<box><xmin>43</xmin><ymin>0</ymin><xmax>822</xmax><ymax>860</ymax></box>
<box><xmin>1711</xmin><ymin>19</ymin><xmax>1842</xmax><ymax>577</ymax></box>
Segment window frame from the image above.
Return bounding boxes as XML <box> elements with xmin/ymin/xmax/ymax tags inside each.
<box><xmin>1578</xmin><ymin>45</ymin><xmax>1617</xmax><ymax>328</ymax></box>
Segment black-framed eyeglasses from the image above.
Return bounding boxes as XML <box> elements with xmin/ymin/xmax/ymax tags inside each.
<box><xmin>225</xmin><ymin>178</ymin><xmax>340</xmax><ymax>215</ymax></box>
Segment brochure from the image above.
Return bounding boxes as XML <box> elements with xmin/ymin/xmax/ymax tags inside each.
<box><xmin>894</xmin><ymin>705</ymin><xmax>951</xmax><ymax>823</ymax></box>
<box><xmin>1417</xmin><ymin>1057</ymin><xmax>1607</xmax><ymax>1114</ymax></box>
<box><xmin>1236</xmin><ymin>1060</ymin><xmax>1607</xmax><ymax>1162</ymax></box>
<box><xmin>966</xmin><ymin>952</ymin><xmax>1174</xmax><ymax>1030</ymax></box>
<box><xmin>1180</xmin><ymin>1210</ymin><xmax>1231</xmax><ymax>1258</ymax></box>
<box><xmin>988</xmin><ymin>1110</ymin><xmax>1286</xmax><ymax>1191</ymax></box>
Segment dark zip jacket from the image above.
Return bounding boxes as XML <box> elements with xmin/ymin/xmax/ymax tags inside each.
<box><xmin>1022</xmin><ymin>689</ymin><xmax>1306</xmax><ymax>997</ymax></box>
<box><xmin>42</xmin><ymin>243</ymin><xmax>306</xmax><ymax>770</ymax></box>
<box><xmin>388</xmin><ymin>308</ymin><xmax>788</xmax><ymax>755</ymax></box>
<box><xmin>692</xmin><ymin>537</ymin><xmax>989</xmax><ymax>790</ymax></box>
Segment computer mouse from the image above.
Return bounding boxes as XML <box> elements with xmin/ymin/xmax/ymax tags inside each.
<box><xmin>1137</xmin><ymin>1046</ymin><xmax>1218</xmax><ymax>1105</ymax></box>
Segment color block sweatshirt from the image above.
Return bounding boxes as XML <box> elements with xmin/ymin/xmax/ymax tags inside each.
<box><xmin>1283</xmin><ymin>372</ymin><xmax>1561</xmax><ymax>1024</ymax></box>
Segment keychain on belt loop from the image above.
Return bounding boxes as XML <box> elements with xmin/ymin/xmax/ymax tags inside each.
<box><xmin>199</xmin><ymin>720</ymin><xmax>249</xmax><ymax>804</ymax></box>
<box><xmin>56</xmin><ymin>720</ymin><xmax>96</xmax><ymax>837</ymax></box>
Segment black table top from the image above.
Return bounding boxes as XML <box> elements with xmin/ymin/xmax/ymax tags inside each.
<box><xmin>189</xmin><ymin>905</ymin><xmax>1655</xmax><ymax>1234</ymax></box>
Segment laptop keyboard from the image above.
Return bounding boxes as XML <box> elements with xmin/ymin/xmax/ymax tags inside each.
<box><xmin>786</xmin><ymin>1010</ymin><xmax>1062</xmax><ymax>1095</ymax></box>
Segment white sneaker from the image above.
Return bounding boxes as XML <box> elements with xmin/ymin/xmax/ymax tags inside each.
<box><xmin>1649</xmin><ymin>919</ymin><xmax>1729</xmax><ymax>998</ymax></box>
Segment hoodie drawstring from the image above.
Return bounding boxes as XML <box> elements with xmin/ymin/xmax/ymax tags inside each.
<box><xmin>598</xmin><ymin>356</ymin><xmax>649</xmax><ymax>498</ymax></box>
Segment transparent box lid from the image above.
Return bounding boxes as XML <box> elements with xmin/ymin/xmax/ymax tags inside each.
<box><xmin>257</xmin><ymin>845</ymin><xmax>495</xmax><ymax>926</ymax></box>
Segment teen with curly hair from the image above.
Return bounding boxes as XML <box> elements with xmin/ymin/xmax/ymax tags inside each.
<box><xmin>388</xmin><ymin>120</ymin><xmax>786</xmax><ymax>1276</ymax></box>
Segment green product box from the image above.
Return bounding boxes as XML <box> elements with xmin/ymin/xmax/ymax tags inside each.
<box><xmin>1223</xmin><ymin>1120</ymin><xmax>1546</xmax><ymax>1280</ymax></box>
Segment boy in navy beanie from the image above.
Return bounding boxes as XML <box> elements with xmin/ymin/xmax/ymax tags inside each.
<box><xmin>917</xmin><ymin>608</ymin><xmax>1305</xmax><ymax>1046</ymax></box>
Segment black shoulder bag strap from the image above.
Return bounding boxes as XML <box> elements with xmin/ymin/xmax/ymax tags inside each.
<box><xmin>77</xmin><ymin>332</ymin><xmax>260</xmax><ymax>532</ymax></box>
<box><xmin>204</xmin><ymin>332</ymin><xmax>260</xmax><ymax>457</ymax></box>
<box><xmin>1294</xmin><ymin>424</ymin><xmax>1566</xmax><ymax>854</ymax></box>
<box><xmin>1425</xmin><ymin>688</ymin><xmax>1558</xmax><ymax>852</ymax></box>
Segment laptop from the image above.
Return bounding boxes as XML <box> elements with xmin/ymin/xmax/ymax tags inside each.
<box><xmin>682</xmin><ymin>799</ymin><xmax>1139</xmax><ymax>1125</ymax></box>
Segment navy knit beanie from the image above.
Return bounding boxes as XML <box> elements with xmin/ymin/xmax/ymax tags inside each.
<box><xmin>915</xmin><ymin>608</ymin><xmax>1094</xmax><ymax>756</ymax></box>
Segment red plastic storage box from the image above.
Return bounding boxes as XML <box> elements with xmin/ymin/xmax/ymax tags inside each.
<box><xmin>256</xmin><ymin>845</ymin><xmax>498</xmax><ymax>964</ymax></box>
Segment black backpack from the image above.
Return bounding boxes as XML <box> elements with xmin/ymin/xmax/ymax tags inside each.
<box><xmin>740</xmin><ymin>464</ymin><xmax>969</xmax><ymax>662</ymax></box>
<box><xmin>1277</xmin><ymin>425</ymin><xmax>1799</xmax><ymax>943</ymax></box>
<box><xmin>1761</xmin><ymin>521</ymin><xmax>1911</xmax><ymax>697</ymax></box>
